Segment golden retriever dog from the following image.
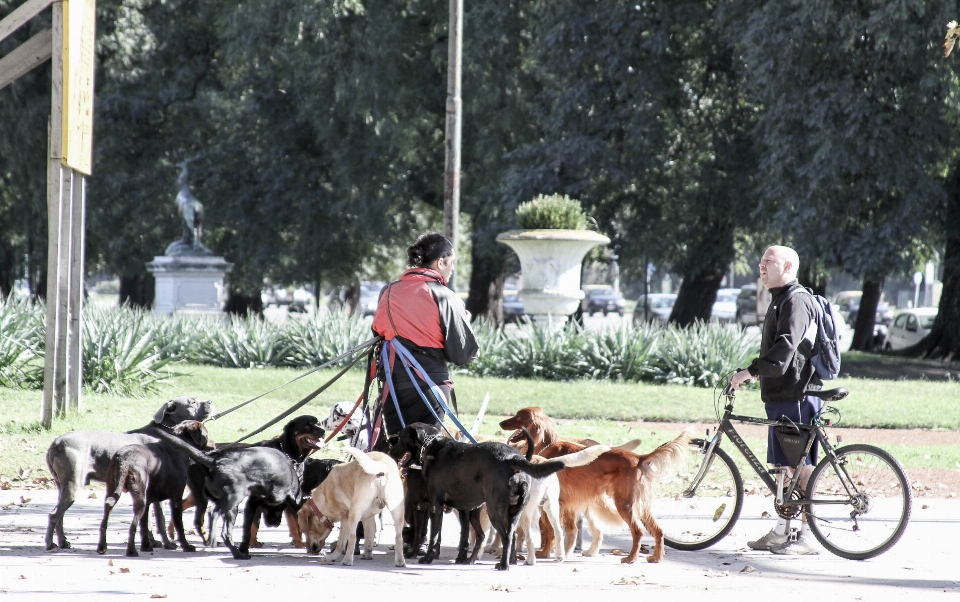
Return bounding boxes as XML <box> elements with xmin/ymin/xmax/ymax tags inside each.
<box><xmin>499</xmin><ymin>407</ymin><xmax>642</xmax><ymax>454</ymax></box>
<box><xmin>539</xmin><ymin>432</ymin><xmax>691</xmax><ymax>563</ymax></box>
<box><xmin>297</xmin><ymin>447</ymin><xmax>405</xmax><ymax>567</ymax></box>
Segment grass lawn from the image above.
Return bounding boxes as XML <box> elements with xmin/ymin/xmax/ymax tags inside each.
<box><xmin>1</xmin><ymin>359</ymin><xmax>958</xmax><ymax>484</ymax></box>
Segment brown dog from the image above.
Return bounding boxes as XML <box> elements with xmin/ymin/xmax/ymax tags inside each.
<box><xmin>538</xmin><ymin>432</ymin><xmax>691</xmax><ymax>563</ymax></box>
<box><xmin>499</xmin><ymin>407</ymin><xmax>641</xmax><ymax>455</ymax></box>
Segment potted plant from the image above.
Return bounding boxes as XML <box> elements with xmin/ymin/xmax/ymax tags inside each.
<box><xmin>496</xmin><ymin>194</ymin><xmax>609</xmax><ymax>321</ymax></box>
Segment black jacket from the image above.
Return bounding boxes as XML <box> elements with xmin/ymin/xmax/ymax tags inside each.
<box><xmin>746</xmin><ymin>281</ymin><xmax>822</xmax><ymax>403</ymax></box>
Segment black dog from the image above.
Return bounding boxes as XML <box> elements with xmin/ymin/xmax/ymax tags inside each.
<box><xmin>155</xmin><ymin>429</ymin><xmax>304</xmax><ymax>561</ymax></box>
<box><xmin>389</xmin><ymin>423</ymin><xmax>565</xmax><ymax>570</ymax></box>
<box><xmin>97</xmin><ymin>420</ymin><xmax>213</xmax><ymax>557</ymax></box>
<box><xmin>179</xmin><ymin>415</ymin><xmax>324</xmax><ymax>547</ymax></box>
<box><xmin>45</xmin><ymin>396</ymin><xmax>214</xmax><ymax>551</ymax></box>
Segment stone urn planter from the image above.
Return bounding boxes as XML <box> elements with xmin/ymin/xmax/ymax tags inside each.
<box><xmin>496</xmin><ymin>229</ymin><xmax>610</xmax><ymax>321</ymax></box>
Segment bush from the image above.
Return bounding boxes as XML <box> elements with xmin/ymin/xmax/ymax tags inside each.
<box><xmin>284</xmin><ymin>309</ymin><xmax>376</xmax><ymax>368</ymax></box>
<box><xmin>0</xmin><ymin>299</ymin><xmax>759</xmax><ymax>393</ymax></box>
<box><xmin>646</xmin><ymin>321</ymin><xmax>759</xmax><ymax>388</ymax></box>
<box><xmin>81</xmin><ymin>306</ymin><xmax>192</xmax><ymax>395</ymax></box>
<box><xmin>0</xmin><ymin>295</ymin><xmax>44</xmax><ymax>388</ymax></box>
<box><xmin>515</xmin><ymin>194</ymin><xmax>590</xmax><ymax>230</ymax></box>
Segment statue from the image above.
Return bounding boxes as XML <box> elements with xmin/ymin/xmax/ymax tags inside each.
<box><xmin>165</xmin><ymin>160</ymin><xmax>212</xmax><ymax>256</ymax></box>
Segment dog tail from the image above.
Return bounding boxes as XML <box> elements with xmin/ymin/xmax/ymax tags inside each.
<box><xmin>342</xmin><ymin>446</ymin><xmax>389</xmax><ymax>476</ymax></box>
<box><xmin>539</xmin><ymin>444</ymin><xmax>610</xmax><ymax>468</ymax></box>
<box><xmin>639</xmin><ymin>431</ymin><xmax>692</xmax><ymax>482</ymax></box>
<box><xmin>506</xmin><ymin>456</ymin><xmax>565</xmax><ymax>479</ymax></box>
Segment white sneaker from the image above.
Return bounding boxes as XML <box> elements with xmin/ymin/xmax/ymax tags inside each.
<box><xmin>747</xmin><ymin>529</ymin><xmax>788</xmax><ymax>551</ymax></box>
<box><xmin>770</xmin><ymin>535</ymin><xmax>820</xmax><ymax>555</ymax></box>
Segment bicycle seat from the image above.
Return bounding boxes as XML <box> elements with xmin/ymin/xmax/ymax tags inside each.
<box><xmin>804</xmin><ymin>387</ymin><xmax>849</xmax><ymax>402</ymax></box>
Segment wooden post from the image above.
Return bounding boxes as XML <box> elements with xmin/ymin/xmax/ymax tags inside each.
<box><xmin>442</xmin><ymin>0</ymin><xmax>463</xmax><ymax>289</ymax></box>
<box><xmin>41</xmin><ymin>0</ymin><xmax>66</xmax><ymax>427</ymax></box>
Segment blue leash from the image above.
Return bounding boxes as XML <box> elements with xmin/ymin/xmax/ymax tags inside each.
<box><xmin>381</xmin><ymin>339</ymin><xmax>477</xmax><ymax>444</ymax></box>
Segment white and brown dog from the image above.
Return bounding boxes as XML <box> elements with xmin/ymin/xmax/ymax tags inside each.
<box><xmin>297</xmin><ymin>447</ymin><xmax>405</xmax><ymax>566</ymax></box>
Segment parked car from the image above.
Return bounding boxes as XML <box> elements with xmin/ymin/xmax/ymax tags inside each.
<box><xmin>358</xmin><ymin>281</ymin><xmax>386</xmax><ymax>316</ymax></box>
<box><xmin>582</xmin><ymin>286</ymin><xmax>626</xmax><ymax>316</ymax></box>
<box><xmin>735</xmin><ymin>284</ymin><xmax>764</xmax><ymax>328</ymax></box>
<box><xmin>832</xmin><ymin>290</ymin><xmax>893</xmax><ymax>326</ymax></box>
<box><xmin>711</xmin><ymin>288</ymin><xmax>740</xmax><ymax>323</ymax></box>
<box><xmin>632</xmin><ymin>293</ymin><xmax>677</xmax><ymax>323</ymax></box>
<box><xmin>884</xmin><ymin>308</ymin><xmax>938</xmax><ymax>351</ymax></box>
<box><xmin>502</xmin><ymin>289</ymin><xmax>525</xmax><ymax>323</ymax></box>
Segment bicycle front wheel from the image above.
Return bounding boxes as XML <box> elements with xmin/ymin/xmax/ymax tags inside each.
<box><xmin>806</xmin><ymin>443</ymin><xmax>912</xmax><ymax>560</ymax></box>
<box><xmin>657</xmin><ymin>440</ymin><xmax>743</xmax><ymax>551</ymax></box>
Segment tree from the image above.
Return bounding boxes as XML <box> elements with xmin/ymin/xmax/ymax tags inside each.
<box><xmin>737</xmin><ymin>0</ymin><xmax>953</xmax><ymax>350</ymax></box>
<box><xmin>500</xmin><ymin>0</ymin><xmax>759</xmax><ymax>325</ymax></box>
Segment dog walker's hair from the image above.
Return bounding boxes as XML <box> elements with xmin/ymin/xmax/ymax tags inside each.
<box><xmin>407</xmin><ymin>232</ymin><xmax>453</xmax><ymax>268</ymax></box>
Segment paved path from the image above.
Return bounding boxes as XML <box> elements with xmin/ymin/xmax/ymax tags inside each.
<box><xmin>1</xmin><ymin>489</ymin><xmax>957</xmax><ymax>601</ymax></box>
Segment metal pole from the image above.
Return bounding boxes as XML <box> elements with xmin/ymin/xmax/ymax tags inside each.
<box><xmin>442</xmin><ymin>0</ymin><xmax>463</xmax><ymax>290</ymax></box>
<box><xmin>66</xmin><ymin>174</ymin><xmax>85</xmax><ymax>412</ymax></box>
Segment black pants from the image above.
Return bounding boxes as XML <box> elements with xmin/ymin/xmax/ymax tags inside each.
<box><xmin>382</xmin><ymin>382</ymin><xmax>451</xmax><ymax>436</ymax></box>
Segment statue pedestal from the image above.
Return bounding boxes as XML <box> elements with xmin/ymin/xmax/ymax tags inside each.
<box><xmin>146</xmin><ymin>255</ymin><xmax>232</xmax><ymax>315</ymax></box>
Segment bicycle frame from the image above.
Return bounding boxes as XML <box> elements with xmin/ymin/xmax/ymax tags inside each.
<box><xmin>688</xmin><ymin>392</ymin><xmax>832</xmax><ymax>510</ymax></box>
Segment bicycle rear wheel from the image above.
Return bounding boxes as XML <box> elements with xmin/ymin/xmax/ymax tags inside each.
<box><xmin>806</xmin><ymin>443</ymin><xmax>912</xmax><ymax>560</ymax></box>
<box><xmin>657</xmin><ymin>440</ymin><xmax>743</xmax><ymax>551</ymax></box>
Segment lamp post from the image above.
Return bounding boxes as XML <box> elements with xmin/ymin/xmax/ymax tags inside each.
<box><xmin>913</xmin><ymin>271</ymin><xmax>922</xmax><ymax>308</ymax></box>
<box><xmin>442</xmin><ymin>0</ymin><xmax>463</xmax><ymax>290</ymax></box>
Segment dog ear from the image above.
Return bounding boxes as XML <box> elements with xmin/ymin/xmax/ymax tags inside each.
<box><xmin>154</xmin><ymin>401</ymin><xmax>176</xmax><ymax>424</ymax></box>
<box><xmin>387</xmin><ymin>434</ymin><xmax>399</xmax><ymax>448</ymax></box>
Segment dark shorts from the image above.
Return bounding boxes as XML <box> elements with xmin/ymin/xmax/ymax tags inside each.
<box><xmin>765</xmin><ymin>396</ymin><xmax>821</xmax><ymax>467</ymax></box>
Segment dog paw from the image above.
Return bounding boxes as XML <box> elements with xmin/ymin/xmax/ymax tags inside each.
<box><xmin>645</xmin><ymin>555</ymin><xmax>662</xmax><ymax>563</ymax></box>
<box><xmin>291</xmin><ymin>539</ymin><xmax>305</xmax><ymax>549</ymax></box>
<box><xmin>417</xmin><ymin>556</ymin><xmax>434</xmax><ymax>565</ymax></box>
<box><xmin>234</xmin><ymin>553</ymin><xmax>251</xmax><ymax>560</ymax></box>
<box><xmin>126</xmin><ymin>549</ymin><xmax>139</xmax><ymax>558</ymax></box>
<box><xmin>620</xmin><ymin>555</ymin><xmax>637</xmax><ymax>564</ymax></box>
<box><xmin>249</xmin><ymin>540</ymin><xmax>264</xmax><ymax>549</ymax></box>
<box><xmin>163</xmin><ymin>541</ymin><xmax>178</xmax><ymax>550</ymax></box>
<box><xmin>182</xmin><ymin>544</ymin><xmax>196</xmax><ymax>553</ymax></box>
<box><xmin>340</xmin><ymin>559</ymin><xmax>354</xmax><ymax>566</ymax></box>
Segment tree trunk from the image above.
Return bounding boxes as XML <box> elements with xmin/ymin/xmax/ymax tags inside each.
<box><xmin>119</xmin><ymin>272</ymin><xmax>155</xmax><ymax>308</ymax></box>
<box><xmin>465</xmin><ymin>246</ymin><xmax>506</xmax><ymax>326</ymax></box>
<box><xmin>669</xmin><ymin>268</ymin><xmax>724</xmax><ymax>326</ymax></box>
<box><xmin>224</xmin><ymin>289</ymin><xmax>263</xmax><ymax>317</ymax></box>
<box><xmin>850</xmin><ymin>277</ymin><xmax>882</xmax><ymax>351</ymax></box>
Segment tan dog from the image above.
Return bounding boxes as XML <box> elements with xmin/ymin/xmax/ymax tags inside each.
<box><xmin>297</xmin><ymin>447</ymin><xmax>405</xmax><ymax>567</ymax></box>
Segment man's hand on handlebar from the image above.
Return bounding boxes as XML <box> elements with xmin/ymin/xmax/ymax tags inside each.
<box><xmin>729</xmin><ymin>368</ymin><xmax>752</xmax><ymax>391</ymax></box>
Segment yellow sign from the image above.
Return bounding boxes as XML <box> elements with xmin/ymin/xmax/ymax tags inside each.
<box><xmin>61</xmin><ymin>0</ymin><xmax>96</xmax><ymax>175</ymax></box>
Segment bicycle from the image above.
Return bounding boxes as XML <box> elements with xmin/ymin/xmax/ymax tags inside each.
<box><xmin>654</xmin><ymin>383</ymin><xmax>912</xmax><ymax>560</ymax></box>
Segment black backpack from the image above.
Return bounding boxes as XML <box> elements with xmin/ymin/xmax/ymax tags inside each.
<box><xmin>784</xmin><ymin>287</ymin><xmax>842</xmax><ymax>380</ymax></box>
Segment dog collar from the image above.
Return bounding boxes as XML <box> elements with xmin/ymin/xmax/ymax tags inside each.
<box><xmin>306</xmin><ymin>498</ymin><xmax>335</xmax><ymax>531</ymax></box>
<box><xmin>418</xmin><ymin>433</ymin><xmax>441</xmax><ymax>466</ymax></box>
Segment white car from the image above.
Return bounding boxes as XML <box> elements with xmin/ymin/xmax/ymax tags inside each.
<box><xmin>884</xmin><ymin>308</ymin><xmax>938</xmax><ymax>350</ymax></box>
<box><xmin>711</xmin><ymin>288</ymin><xmax>740</xmax><ymax>323</ymax></box>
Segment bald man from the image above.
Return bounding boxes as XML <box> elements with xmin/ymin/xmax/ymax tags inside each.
<box><xmin>729</xmin><ymin>245</ymin><xmax>822</xmax><ymax>555</ymax></box>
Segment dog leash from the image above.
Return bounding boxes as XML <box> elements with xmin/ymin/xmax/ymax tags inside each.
<box><xmin>231</xmin><ymin>344</ymin><xmax>377</xmax><ymax>443</ymax></box>
<box><xmin>205</xmin><ymin>336</ymin><xmax>381</xmax><ymax>424</ymax></box>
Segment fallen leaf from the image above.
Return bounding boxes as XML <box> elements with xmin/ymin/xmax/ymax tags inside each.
<box><xmin>18</xmin><ymin>575</ymin><xmax>26</xmax><ymax>580</ymax></box>
<box><xmin>20</xmin><ymin>496</ymin><xmax>31</xmax><ymax>504</ymax></box>
<box><xmin>760</xmin><ymin>511</ymin><xmax>771</xmax><ymax>518</ymax></box>
<box><xmin>610</xmin><ymin>548</ymin><xmax>624</xmax><ymax>555</ymax></box>
<box><xmin>150</xmin><ymin>595</ymin><xmax>167</xmax><ymax>599</ymax></box>
<box><xmin>922</xmin><ymin>504</ymin><xmax>929</xmax><ymax>510</ymax></box>
<box><xmin>614</xmin><ymin>576</ymin><xmax>644</xmax><ymax>585</ymax></box>
<box><xmin>88</xmin><ymin>492</ymin><xmax>98</xmax><ymax>499</ymax></box>
<box><xmin>740</xmin><ymin>565</ymin><xmax>756</xmax><ymax>574</ymax></box>
<box><xmin>639</xmin><ymin>544</ymin><xmax>650</xmax><ymax>554</ymax></box>
<box><xmin>572</xmin><ymin>568</ymin><xmax>578</xmax><ymax>572</ymax></box>
<box><xmin>704</xmin><ymin>569</ymin><xmax>729</xmax><ymax>578</ymax></box>
<box><xmin>108</xmin><ymin>560</ymin><xmax>114</xmax><ymax>566</ymax></box>
<box><xmin>119</xmin><ymin>567</ymin><xmax>130</xmax><ymax>574</ymax></box>
<box><xmin>17</xmin><ymin>468</ymin><xmax>31</xmax><ymax>480</ymax></box>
